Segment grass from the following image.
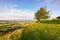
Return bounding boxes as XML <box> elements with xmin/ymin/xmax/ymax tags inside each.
<box><xmin>0</xmin><ymin>22</ymin><xmax>23</xmax><ymax>34</ymax></box>
<box><xmin>40</xmin><ymin>20</ymin><xmax>60</xmax><ymax>24</ymax></box>
<box><xmin>7</xmin><ymin>21</ymin><xmax>60</xmax><ymax>40</ymax></box>
<box><xmin>0</xmin><ymin>21</ymin><xmax>60</xmax><ymax>40</ymax></box>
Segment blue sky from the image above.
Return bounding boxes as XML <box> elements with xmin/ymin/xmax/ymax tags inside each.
<box><xmin>0</xmin><ymin>0</ymin><xmax>60</xmax><ymax>20</ymax></box>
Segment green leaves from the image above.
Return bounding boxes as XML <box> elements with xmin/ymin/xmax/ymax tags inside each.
<box><xmin>35</xmin><ymin>7</ymin><xmax>51</xmax><ymax>21</ymax></box>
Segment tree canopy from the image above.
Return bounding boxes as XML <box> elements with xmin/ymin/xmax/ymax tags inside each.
<box><xmin>35</xmin><ymin>7</ymin><xmax>50</xmax><ymax>21</ymax></box>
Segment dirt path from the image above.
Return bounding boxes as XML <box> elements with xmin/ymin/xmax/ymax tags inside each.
<box><xmin>0</xmin><ymin>28</ymin><xmax>23</xmax><ymax>40</ymax></box>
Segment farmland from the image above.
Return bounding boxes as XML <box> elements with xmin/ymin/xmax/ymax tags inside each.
<box><xmin>0</xmin><ymin>20</ymin><xmax>60</xmax><ymax>40</ymax></box>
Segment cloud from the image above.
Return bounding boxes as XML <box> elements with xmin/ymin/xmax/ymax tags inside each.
<box><xmin>0</xmin><ymin>8</ymin><xmax>34</xmax><ymax>20</ymax></box>
<box><xmin>53</xmin><ymin>0</ymin><xmax>60</xmax><ymax>7</ymax></box>
<box><xmin>35</xmin><ymin>0</ymin><xmax>41</xmax><ymax>1</ymax></box>
<box><xmin>44</xmin><ymin>0</ymin><xmax>60</xmax><ymax>8</ymax></box>
<box><xmin>34</xmin><ymin>0</ymin><xmax>54</xmax><ymax>2</ymax></box>
<box><xmin>45</xmin><ymin>0</ymin><xmax>54</xmax><ymax>3</ymax></box>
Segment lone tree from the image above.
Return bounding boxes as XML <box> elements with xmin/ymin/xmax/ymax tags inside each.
<box><xmin>35</xmin><ymin>7</ymin><xmax>50</xmax><ymax>21</ymax></box>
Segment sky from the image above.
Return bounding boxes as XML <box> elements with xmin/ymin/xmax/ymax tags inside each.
<box><xmin>0</xmin><ymin>0</ymin><xmax>60</xmax><ymax>20</ymax></box>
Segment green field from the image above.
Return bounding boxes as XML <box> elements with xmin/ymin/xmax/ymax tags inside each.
<box><xmin>0</xmin><ymin>22</ymin><xmax>23</xmax><ymax>34</ymax></box>
<box><xmin>0</xmin><ymin>21</ymin><xmax>60</xmax><ymax>40</ymax></box>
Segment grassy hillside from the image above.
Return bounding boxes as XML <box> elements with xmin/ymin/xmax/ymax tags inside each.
<box><xmin>7</xmin><ymin>22</ymin><xmax>60</xmax><ymax>40</ymax></box>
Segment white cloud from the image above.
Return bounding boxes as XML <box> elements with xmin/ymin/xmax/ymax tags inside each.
<box><xmin>35</xmin><ymin>0</ymin><xmax>41</xmax><ymax>1</ymax></box>
<box><xmin>45</xmin><ymin>0</ymin><xmax>54</xmax><ymax>2</ymax></box>
<box><xmin>0</xmin><ymin>8</ymin><xmax>34</xmax><ymax>20</ymax></box>
<box><xmin>34</xmin><ymin>0</ymin><xmax>54</xmax><ymax>3</ymax></box>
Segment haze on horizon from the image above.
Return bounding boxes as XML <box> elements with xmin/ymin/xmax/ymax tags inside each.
<box><xmin>0</xmin><ymin>0</ymin><xmax>60</xmax><ymax>20</ymax></box>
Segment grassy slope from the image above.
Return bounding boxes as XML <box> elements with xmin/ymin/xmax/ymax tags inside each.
<box><xmin>8</xmin><ymin>22</ymin><xmax>60</xmax><ymax>40</ymax></box>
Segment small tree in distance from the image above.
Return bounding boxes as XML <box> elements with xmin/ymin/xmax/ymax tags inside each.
<box><xmin>35</xmin><ymin>7</ymin><xmax>51</xmax><ymax>21</ymax></box>
<box><xmin>56</xmin><ymin>16</ymin><xmax>60</xmax><ymax>20</ymax></box>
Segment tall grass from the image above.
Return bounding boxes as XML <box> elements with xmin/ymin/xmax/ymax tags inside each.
<box><xmin>8</xmin><ymin>22</ymin><xmax>60</xmax><ymax>40</ymax></box>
